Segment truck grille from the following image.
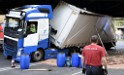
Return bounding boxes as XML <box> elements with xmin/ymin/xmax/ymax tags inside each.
<box><xmin>4</xmin><ymin>38</ymin><xmax>17</xmax><ymax>56</ymax></box>
<box><xmin>4</xmin><ymin>38</ymin><xmax>17</xmax><ymax>48</ymax></box>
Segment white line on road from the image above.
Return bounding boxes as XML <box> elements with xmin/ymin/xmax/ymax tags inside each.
<box><xmin>71</xmin><ymin>71</ymin><xmax>82</xmax><ymax>75</ymax></box>
<box><xmin>0</xmin><ymin>62</ymin><xmax>83</xmax><ymax>75</ymax></box>
<box><xmin>0</xmin><ymin>62</ymin><xmax>42</xmax><ymax>72</ymax></box>
<box><xmin>0</xmin><ymin>66</ymin><xmax>17</xmax><ymax>72</ymax></box>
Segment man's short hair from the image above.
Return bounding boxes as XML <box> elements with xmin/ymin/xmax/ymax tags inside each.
<box><xmin>91</xmin><ymin>35</ymin><xmax>98</xmax><ymax>43</ymax></box>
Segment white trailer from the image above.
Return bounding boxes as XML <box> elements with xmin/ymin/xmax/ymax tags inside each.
<box><xmin>96</xmin><ymin>16</ymin><xmax>116</xmax><ymax>49</ymax></box>
<box><xmin>50</xmin><ymin>2</ymin><xmax>116</xmax><ymax>49</ymax></box>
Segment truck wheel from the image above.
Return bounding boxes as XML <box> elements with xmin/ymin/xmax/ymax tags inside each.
<box><xmin>104</xmin><ymin>42</ymin><xmax>115</xmax><ymax>50</ymax></box>
<box><xmin>31</xmin><ymin>49</ymin><xmax>44</xmax><ymax>62</ymax></box>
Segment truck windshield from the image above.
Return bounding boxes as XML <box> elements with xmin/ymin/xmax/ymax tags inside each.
<box><xmin>4</xmin><ymin>17</ymin><xmax>24</xmax><ymax>38</ymax></box>
<box><xmin>6</xmin><ymin>17</ymin><xmax>22</xmax><ymax>29</ymax></box>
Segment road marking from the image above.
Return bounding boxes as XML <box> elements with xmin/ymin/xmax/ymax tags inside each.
<box><xmin>71</xmin><ymin>71</ymin><xmax>82</xmax><ymax>75</ymax></box>
<box><xmin>0</xmin><ymin>62</ymin><xmax>42</xmax><ymax>72</ymax></box>
<box><xmin>0</xmin><ymin>66</ymin><xmax>17</xmax><ymax>72</ymax></box>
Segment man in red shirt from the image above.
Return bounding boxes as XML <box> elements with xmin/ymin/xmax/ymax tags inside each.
<box><xmin>82</xmin><ymin>35</ymin><xmax>108</xmax><ymax>75</ymax></box>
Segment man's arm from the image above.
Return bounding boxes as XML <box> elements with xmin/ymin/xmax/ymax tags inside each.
<box><xmin>101</xmin><ymin>47</ymin><xmax>107</xmax><ymax>69</ymax></box>
<box><xmin>102</xmin><ymin>56</ymin><xmax>107</xmax><ymax>69</ymax></box>
<box><xmin>82</xmin><ymin>48</ymin><xmax>86</xmax><ymax>74</ymax></box>
<box><xmin>82</xmin><ymin>48</ymin><xmax>85</xmax><ymax>69</ymax></box>
<box><xmin>101</xmin><ymin>46</ymin><xmax>108</xmax><ymax>74</ymax></box>
<box><xmin>82</xmin><ymin>55</ymin><xmax>85</xmax><ymax>68</ymax></box>
<box><xmin>102</xmin><ymin>56</ymin><xmax>108</xmax><ymax>74</ymax></box>
<box><xmin>82</xmin><ymin>55</ymin><xmax>86</xmax><ymax>74</ymax></box>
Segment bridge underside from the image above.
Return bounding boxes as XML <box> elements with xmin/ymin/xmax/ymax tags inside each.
<box><xmin>0</xmin><ymin>0</ymin><xmax>124</xmax><ymax>17</ymax></box>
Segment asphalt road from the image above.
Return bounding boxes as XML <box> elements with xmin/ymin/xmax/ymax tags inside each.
<box><xmin>0</xmin><ymin>62</ymin><xmax>124</xmax><ymax>75</ymax></box>
<box><xmin>0</xmin><ymin>40</ymin><xmax>124</xmax><ymax>75</ymax></box>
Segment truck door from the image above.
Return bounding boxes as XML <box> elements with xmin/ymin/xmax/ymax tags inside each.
<box><xmin>23</xmin><ymin>21</ymin><xmax>39</xmax><ymax>48</ymax></box>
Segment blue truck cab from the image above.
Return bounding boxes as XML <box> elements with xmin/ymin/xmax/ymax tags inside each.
<box><xmin>3</xmin><ymin>5</ymin><xmax>55</xmax><ymax>61</ymax></box>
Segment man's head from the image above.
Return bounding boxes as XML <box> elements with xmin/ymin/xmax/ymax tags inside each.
<box><xmin>90</xmin><ymin>35</ymin><xmax>98</xmax><ymax>43</ymax></box>
<box><xmin>31</xmin><ymin>24</ymin><xmax>35</xmax><ymax>27</ymax></box>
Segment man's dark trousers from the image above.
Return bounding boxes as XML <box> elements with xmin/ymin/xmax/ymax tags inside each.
<box><xmin>86</xmin><ymin>65</ymin><xmax>105</xmax><ymax>75</ymax></box>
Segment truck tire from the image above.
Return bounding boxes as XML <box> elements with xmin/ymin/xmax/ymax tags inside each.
<box><xmin>31</xmin><ymin>49</ymin><xmax>44</xmax><ymax>62</ymax></box>
<box><xmin>7</xmin><ymin>56</ymin><xmax>12</xmax><ymax>59</ymax></box>
<box><xmin>104</xmin><ymin>42</ymin><xmax>116</xmax><ymax>50</ymax></box>
<box><xmin>105</xmin><ymin>45</ymin><xmax>111</xmax><ymax>50</ymax></box>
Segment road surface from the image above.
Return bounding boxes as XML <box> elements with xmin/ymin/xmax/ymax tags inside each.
<box><xmin>0</xmin><ymin>40</ymin><xmax>124</xmax><ymax>75</ymax></box>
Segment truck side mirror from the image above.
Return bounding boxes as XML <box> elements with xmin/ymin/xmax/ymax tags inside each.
<box><xmin>24</xmin><ymin>33</ymin><xmax>27</xmax><ymax>37</ymax></box>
